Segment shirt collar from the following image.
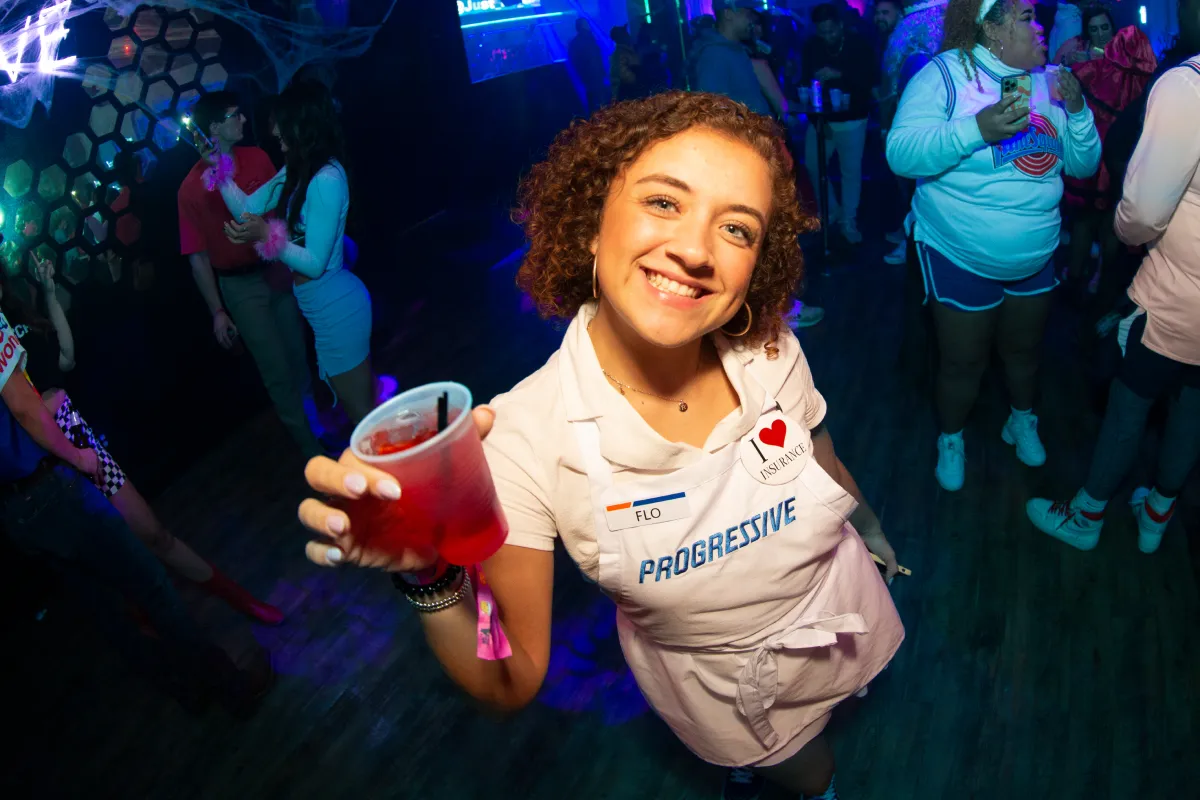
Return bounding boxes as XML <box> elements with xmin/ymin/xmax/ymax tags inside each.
<box><xmin>560</xmin><ymin>303</ymin><xmax>767</xmax><ymax>471</ymax></box>
<box><xmin>972</xmin><ymin>43</ymin><xmax>1026</xmax><ymax>80</ymax></box>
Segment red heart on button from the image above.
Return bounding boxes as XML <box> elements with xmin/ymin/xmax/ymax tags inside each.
<box><xmin>758</xmin><ymin>419</ymin><xmax>787</xmax><ymax>448</ymax></box>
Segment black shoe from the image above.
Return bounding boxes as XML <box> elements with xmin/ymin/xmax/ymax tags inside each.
<box><xmin>722</xmin><ymin>767</ymin><xmax>764</xmax><ymax>800</ymax></box>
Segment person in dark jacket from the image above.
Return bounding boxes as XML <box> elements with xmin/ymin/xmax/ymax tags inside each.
<box><xmin>801</xmin><ymin>3</ymin><xmax>880</xmax><ymax>244</ymax></box>
<box><xmin>690</xmin><ymin>0</ymin><xmax>773</xmax><ymax>116</ymax></box>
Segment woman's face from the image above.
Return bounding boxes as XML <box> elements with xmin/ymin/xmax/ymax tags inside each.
<box><xmin>987</xmin><ymin>0</ymin><xmax>1046</xmax><ymax>71</ymax></box>
<box><xmin>590</xmin><ymin>127</ymin><xmax>772</xmax><ymax>350</ymax></box>
<box><xmin>1087</xmin><ymin>14</ymin><xmax>1115</xmax><ymax>49</ymax></box>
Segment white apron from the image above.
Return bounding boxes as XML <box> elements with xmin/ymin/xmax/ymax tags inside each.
<box><xmin>558</xmin><ymin>343</ymin><xmax>904</xmax><ymax>767</ymax></box>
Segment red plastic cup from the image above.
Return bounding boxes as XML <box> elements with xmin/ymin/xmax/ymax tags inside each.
<box><xmin>340</xmin><ymin>382</ymin><xmax>508</xmax><ymax>566</ymax></box>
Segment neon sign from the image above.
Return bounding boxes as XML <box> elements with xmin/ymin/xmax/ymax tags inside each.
<box><xmin>0</xmin><ymin>1</ymin><xmax>76</xmax><ymax>85</ymax></box>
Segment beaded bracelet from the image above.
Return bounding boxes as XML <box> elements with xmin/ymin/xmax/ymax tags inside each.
<box><xmin>391</xmin><ymin>563</ymin><xmax>462</xmax><ymax>599</ymax></box>
<box><xmin>407</xmin><ymin>570</ymin><xmax>471</xmax><ymax>614</ymax></box>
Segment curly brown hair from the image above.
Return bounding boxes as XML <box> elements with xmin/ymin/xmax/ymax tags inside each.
<box><xmin>514</xmin><ymin>91</ymin><xmax>816</xmax><ymax>353</ymax></box>
<box><xmin>941</xmin><ymin>0</ymin><xmax>1014</xmax><ymax>89</ymax></box>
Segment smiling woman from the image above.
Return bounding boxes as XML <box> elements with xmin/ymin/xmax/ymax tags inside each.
<box><xmin>297</xmin><ymin>92</ymin><xmax>903</xmax><ymax>800</ymax></box>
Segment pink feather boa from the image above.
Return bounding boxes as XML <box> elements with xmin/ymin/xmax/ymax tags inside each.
<box><xmin>254</xmin><ymin>218</ymin><xmax>289</xmax><ymax>260</ymax></box>
<box><xmin>201</xmin><ymin>153</ymin><xmax>235</xmax><ymax>191</ymax></box>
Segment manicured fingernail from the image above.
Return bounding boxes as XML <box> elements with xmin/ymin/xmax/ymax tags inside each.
<box><xmin>327</xmin><ymin>547</ymin><xmax>343</xmax><ymax>564</ymax></box>
<box><xmin>344</xmin><ymin>473</ymin><xmax>367</xmax><ymax>495</ymax></box>
<box><xmin>377</xmin><ymin>480</ymin><xmax>401</xmax><ymax>500</ymax></box>
<box><xmin>328</xmin><ymin>515</ymin><xmax>345</xmax><ymax>535</ymax></box>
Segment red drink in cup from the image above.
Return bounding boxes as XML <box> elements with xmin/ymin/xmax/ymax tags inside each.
<box><xmin>342</xmin><ymin>382</ymin><xmax>508</xmax><ymax>565</ymax></box>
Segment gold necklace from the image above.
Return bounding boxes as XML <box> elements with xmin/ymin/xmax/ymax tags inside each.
<box><xmin>600</xmin><ymin>368</ymin><xmax>689</xmax><ymax>412</ymax></box>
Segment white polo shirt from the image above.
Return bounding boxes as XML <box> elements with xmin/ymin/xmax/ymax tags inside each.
<box><xmin>483</xmin><ymin>302</ymin><xmax>828</xmax><ymax>583</ymax></box>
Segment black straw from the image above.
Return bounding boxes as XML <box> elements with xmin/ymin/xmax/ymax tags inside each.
<box><xmin>436</xmin><ymin>392</ymin><xmax>448</xmax><ymax>432</ymax></box>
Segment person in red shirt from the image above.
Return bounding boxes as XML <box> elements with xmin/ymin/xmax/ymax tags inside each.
<box><xmin>178</xmin><ymin>91</ymin><xmax>321</xmax><ymax>458</ymax></box>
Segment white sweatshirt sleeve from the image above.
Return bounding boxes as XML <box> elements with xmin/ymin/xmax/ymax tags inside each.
<box><xmin>278</xmin><ymin>166</ymin><xmax>347</xmax><ymax>279</ymax></box>
<box><xmin>1060</xmin><ymin>103</ymin><xmax>1101</xmax><ymax>180</ymax></box>
<box><xmin>886</xmin><ymin>60</ymin><xmax>986</xmax><ymax>179</ymax></box>
<box><xmin>220</xmin><ymin>166</ymin><xmax>287</xmax><ymax>220</ymax></box>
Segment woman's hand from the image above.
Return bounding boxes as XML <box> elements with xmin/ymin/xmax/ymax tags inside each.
<box><xmin>30</xmin><ymin>251</ymin><xmax>55</xmax><ymax>289</ymax></box>
<box><xmin>975</xmin><ymin>94</ymin><xmax>1030</xmax><ymax>143</ymax></box>
<box><xmin>299</xmin><ymin>406</ymin><xmax>497</xmax><ymax>572</ymax></box>
<box><xmin>224</xmin><ymin>213</ymin><xmax>269</xmax><ymax>245</ymax></box>
<box><xmin>859</xmin><ymin>524</ymin><xmax>899</xmax><ymax>582</ymax></box>
<box><xmin>1053</xmin><ymin>69</ymin><xmax>1086</xmax><ymax>114</ymax></box>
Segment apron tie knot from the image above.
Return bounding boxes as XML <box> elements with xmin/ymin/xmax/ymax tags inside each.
<box><xmin>735</xmin><ymin>612</ymin><xmax>868</xmax><ymax>748</ymax></box>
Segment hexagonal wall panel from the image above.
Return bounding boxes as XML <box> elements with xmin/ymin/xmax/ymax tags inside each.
<box><xmin>140</xmin><ymin>44</ymin><xmax>168</xmax><ymax>76</ymax></box>
<box><xmin>38</xmin><ymin>165</ymin><xmax>66</xmax><ymax>202</ymax></box>
<box><xmin>106</xmin><ymin>183</ymin><xmax>130</xmax><ymax>214</ymax></box>
<box><xmin>133</xmin><ymin>9</ymin><xmax>164</xmax><ymax>42</ymax></box>
<box><xmin>116</xmin><ymin>214</ymin><xmax>141</xmax><ymax>246</ymax></box>
<box><xmin>50</xmin><ymin>206</ymin><xmax>78</xmax><ymax>241</ymax></box>
<box><xmin>103</xmin><ymin>8</ymin><xmax>129</xmax><ymax>31</ymax></box>
<box><xmin>72</xmin><ymin>174</ymin><xmax>100</xmax><ymax>209</ymax></box>
<box><xmin>194</xmin><ymin>29</ymin><xmax>220</xmax><ymax>60</ymax></box>
<box><xmin>200</xmin><ymin>64</ymin><xmax>227</xmax><ymax>92</ymax></box>
<box><xmin>178</xmin><ymin>89</ymin><xmax>200</xmax><ymax>114</ymax></box>
<box><xmin>165</xmin><ymin>18</ymin><xmax>193</xmax><ymax>50</ymax></box>
<box><xmin>16</xmin><ymin>201</ymin><xmax>41</xmax><ymax>238</ymax></box>
<box><xmin>152</xmin><ymin>119</ymin><xmax>180</xmax><ymax>152</ymax></box>
<box><xmin>4</xmin><ymin>160</ymin><xmax>33</xmax><ymax>199</ymax></box>
<box><xmin>89</xmin><ymin>102</ymin><xmax>119</xmax><ymax>138</ymax></box>
<box><xmin>82</xmin><ymin>64</ymin><xmax>114</xmax><ymax>99</ymax></box>
<box><xmin>170</xmin><ymin>53</ymin><xmax>198</xmax><ymax>86</ymax></box>
<box><xmin>96</xmin><ymin>141</ymin><xmax>121</xmax><ymax>172</ymax></box>
<box><xmin>145</xmin><ymin>79</ymin><xmax>173</xmax><ymax>114</ymax></box>
<box><xmin>63</xmin><ymin>133</ymin><xmax>91</xmax><ymax>169</ymax></box>
<box><xmin>120</xmin><ymin>109</ymin><xmax>153</xmax><ymax>143</ymax></box>
<box><xmin>114</xmin><ymin>72</ymin><xmax>144</xmax><ymax>106</ymax></box>
<box><xmin>108</xmin><ymin>36</ymin><xmax>137</xmax><ymax>70</ymax></box>
<box><xmin>83</xmin><ymin>211</ymin><xmax>109</xmax><ymax>247</ymax></box>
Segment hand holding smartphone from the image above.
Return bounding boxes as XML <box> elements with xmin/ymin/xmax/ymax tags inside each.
<box><xmin>1000</xmin><ymin>74</ymin><xmax>1033</xmax><ymax>112</ymax></box>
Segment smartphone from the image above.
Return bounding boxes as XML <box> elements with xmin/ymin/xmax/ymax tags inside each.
<box><xmin>1001</xmin><ymin>74</ymin><xmax>1033</xmax><ymax>112</ymax></box>
<box><xmin>871</xmin><ymin>552</ymin><xmax>912</xmax><ymax>578</ymax></box>
<box><xmin>179</xmin><ymin>115</ymin><xmax>214</xmax><ymax>152</ymax></box>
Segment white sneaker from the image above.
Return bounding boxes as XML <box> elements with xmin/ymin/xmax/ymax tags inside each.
<box><xmin>1001</xmin><ymin>411</ymin><xmax>1046</xmax><ymax>467</ymax></box>
<box><xmin>1130</xmin><ymin>487</ymin><xmax>1174</xmax><ymax>554</ymax></box>
<box><xmin>883</xmin><ymin>240</ymin><xmax>906</xmax><ymax>265</ymax></box>
<box><xmin>841</xmin><ymin>220</ymin><xmax>863</xmax><ymax>245</ymax></box>
<box><xmin>935</xmin><ymin>432</ymin><xmax>965</xmax><ymax>491</ymax></box>
<box><xmin>785</xmin><ymin>300</ymin><xmax>825</xmax><ymax>329</ymax></box>
<box><xmin>1026</xmin><ymin>495</ymin><xmax>1104</xmax><ymax>551</ymax></box>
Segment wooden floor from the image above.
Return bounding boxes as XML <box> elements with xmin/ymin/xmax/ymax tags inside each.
<box><xmin>6</xmin><ymin>214</ymin><xmax>1199</xmax><ymax>799</ymax></box>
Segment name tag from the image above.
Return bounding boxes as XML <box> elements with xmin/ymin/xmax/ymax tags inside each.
<box><xmin>605</xmin><ymin>491</ymin><xmax>690</xmax><ymax>531</ymax></box>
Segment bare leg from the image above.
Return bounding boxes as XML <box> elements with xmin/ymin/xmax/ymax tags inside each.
<box><xmin>931</xmin><ymin>303</ymin><xmax>1000</xmax><ymax>433</ymax></box>
<box><xmin>328</xmin><ymin>358</ymin><xmax>376</xmax><ymax>426</ymax></box>
<box><xmin>109</xmin><ymin>482</ymin><xmax>213</xmax><ymax>583</ymax></box>
<box><xmin>754</xmin><ymin>734</ymin><xmax>835</xmax><ymax>796</ymax></box>
<box><xmin>996</xmin><ymin>291</ymin><xmax>1053</xmax><ymax>412</ymax></box>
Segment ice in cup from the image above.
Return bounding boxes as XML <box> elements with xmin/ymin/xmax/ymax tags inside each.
<box><xmin>340</xmin><ymin>382</ymin><xmax>508</xmax><ymax>566</ymax></box>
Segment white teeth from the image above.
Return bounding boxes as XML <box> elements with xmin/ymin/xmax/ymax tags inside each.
<box><xmin>646</xmin><ymin>269</ymin><xmax>702</xmax><ymax>299</ymax></box>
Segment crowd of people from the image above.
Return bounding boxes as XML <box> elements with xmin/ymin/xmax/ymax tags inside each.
<box><xmin>2</xmin><ymin>2</ymin><xmax>1197</xmax><ymax>799</ymax></box>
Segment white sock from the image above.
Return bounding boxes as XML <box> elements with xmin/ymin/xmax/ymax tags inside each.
<box><xmin>940</xmin><ymin>429</ymin><xmax>964</xmax><ymax>443</ymax></box>
<box><xmin>1147</xmin><ymin>488</ymin><xmax>1176</xmax><ymax>517</ymax></box>
<box><xmin>1074</xmin><ymin>488</ymin><xmax>1107</xmax><ymax>514</ymax></box>
<box><xmin>1011</xmin><ymin>406</ymin><xmax>1035</xmax><ymax>420</ymax></box>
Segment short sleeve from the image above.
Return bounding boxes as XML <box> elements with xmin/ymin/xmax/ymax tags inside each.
<box><xmin>178</xmin><ymin>186</ymin><xmax>206</xmax><ymax>255</ymax></box>
<box><xmin>775</xmin><ymin>338</ymin><xmax>828</xmax><ymax>431</ymax></box>
<box><xmin>483</xmin><ymin>407</ymin><xmax>558</xmax><ymax>553</ymax></box>
<box><xmin>0</xmin><ymin>313</ymin><xmax>29</xmax><ymax>392</ymax></box>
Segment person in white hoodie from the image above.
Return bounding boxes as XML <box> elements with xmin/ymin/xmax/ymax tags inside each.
<box><xmin>886</xmin><ymin>0</ymin><xmax>1100</xmax><ymax>491</ymax></box>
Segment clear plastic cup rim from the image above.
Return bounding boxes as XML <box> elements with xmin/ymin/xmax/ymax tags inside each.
<box><xmin>350</xmin><ymin>381</ymin><xmax>474</xmax><ymax>464</ymax></box>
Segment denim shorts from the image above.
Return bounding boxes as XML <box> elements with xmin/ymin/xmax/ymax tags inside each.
<box><xmin>916</xmin><ymin>241</ymin><xmax>1058</xmax><ymax>312</ymax></box>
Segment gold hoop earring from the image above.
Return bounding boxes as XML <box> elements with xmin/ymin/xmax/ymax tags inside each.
<box><xmin>592</xmin><ymin>256</ymin><xmax>599</xmax><ymax>300</ymax></box>
<box><xmin>722</xmin><ymin>302</ymin><xmax>753</xmax><ymax>337</ymax></box>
